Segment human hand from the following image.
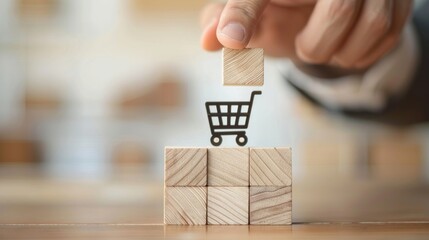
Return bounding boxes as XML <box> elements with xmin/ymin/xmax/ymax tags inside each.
<box><xmin>200</xmin><ymin>0</ymin><xmax>413</xmax><ymax>69</ymax></box>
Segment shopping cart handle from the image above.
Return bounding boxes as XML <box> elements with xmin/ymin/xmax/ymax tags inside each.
<box><xmin>250</xmin><ymin>91</ymin><xmax>262</xmax><ymax>103</ymax></box>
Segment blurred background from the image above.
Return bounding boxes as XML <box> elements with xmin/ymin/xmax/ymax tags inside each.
<box><xmin>0</xmin><ymin>0</ymin><xmax>428</xmax><ymax>224</ymax></box>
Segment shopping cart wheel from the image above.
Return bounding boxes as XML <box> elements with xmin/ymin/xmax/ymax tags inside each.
<box><xmin>236</xmin><ymin>134</ymin><xmax>248</xmax><ymax>146</ymax></box>
<box><xmin>211</xmin><ymin>135</ymin><xmax>222</xmax><ymax>146</ymax></box>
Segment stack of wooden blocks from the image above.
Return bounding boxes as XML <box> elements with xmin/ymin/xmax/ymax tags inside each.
<box><xmin>164</xmin><ymin>147</ymin><xmax>292</xmax><ymax>225</ymax></box>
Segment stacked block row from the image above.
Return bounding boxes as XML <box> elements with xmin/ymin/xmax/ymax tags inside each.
<box><xmin>164</xmin><ymin>147</ymin><xmax>292</xmax><ymax>225</ymax></box>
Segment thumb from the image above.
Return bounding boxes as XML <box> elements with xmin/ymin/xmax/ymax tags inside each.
<box><xmin>217</xmin><ymin>0</ymin><xmax>269</xmax><ymax>49</ymax></box>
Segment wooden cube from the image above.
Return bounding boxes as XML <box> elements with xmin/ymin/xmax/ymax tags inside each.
<box><xmin>208</xmin><ymin>187</ymin><xmax>249</xmax><ymax>225</ymax></box>
<box><xmin>165</xmin><ymin>147</ymin><xmax>207</xmax><ymax>186</ymax></box>
<box><xmin>208</xmin><ymin>148</ymin><xmax>249</xmax><ymax>186</ymax></box>
<box><xmin>164</xmin><ymin>187</ymin><xmax>207</xmax><ymax>225</ymax></box>
<box><xmin>250</xmin><ymin>186</ymin><xmax>292</xmax><ymax>225</ymax></box>
<box><xmin>223</xmin><ymin>48</ymin><xmax>264</xmax><ymax>86</ymax></box>
<box><xmin>250</xmin><ymin>148</ymin><xmax>292</xmax><ymax>186</ymax></box>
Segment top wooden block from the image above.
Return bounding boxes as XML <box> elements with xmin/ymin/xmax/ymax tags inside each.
<box><xmin>208</xmin><ymin>148</ymin><xmax>249</xmax><ymax>186</ymax></box>
<box><xmin>223</xmin><ymin>48</ymin><xmax>264</xmax><ymax>86</ymax></box>
<box><xmin>250</xmin><ymin>148</ymin><xmax>292</xmax><ymax>186</ymax></box>
<box><xmin>165</xmin><ymin>147</ymin><xmax>207</xmax><ymax>186</ymax></box>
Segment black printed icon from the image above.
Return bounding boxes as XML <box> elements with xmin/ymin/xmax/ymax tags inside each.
<box><xmin>205</xmin><ymin>91</ymin><xmax>262</xmax><ymax>146</ymax></box>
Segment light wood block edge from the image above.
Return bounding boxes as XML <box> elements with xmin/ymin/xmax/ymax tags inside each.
<box><xmin>164</xmin><ymin>147</ymin><xmax>207</xmax><ymax>186</ymax></box>
<box><xmin>250</xmin><ymin>147</ymin><xmax>292</xmax><ymax>186</ymax></box>
<box><xmin>250</xmin><ymin>186</ymin><xmax>292</xmax><ymax>225</ymax></box>
<box><xmin>164</xmin><ymin>187</ymin><xmax>207</xmax><ymax>225</ymax></box>
<box><xmin>222</xmin><ymin>48</ymin><xmax>264</xmax><ymax>86</ymax></box>
<box><xmin>208</xmin><ymin>147</ymin><xmax>249</xmax><ymax>187</ymax></box>
<box><xmin>208</xmin><ymin>187</ymin><xmax>249</xmax><ymax>225</ymax></box>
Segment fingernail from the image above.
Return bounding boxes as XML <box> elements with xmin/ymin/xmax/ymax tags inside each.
<box><xmin>221</xmin><ymin>22</ymin><xmax>246</xmax><ymax>42</ymax></box>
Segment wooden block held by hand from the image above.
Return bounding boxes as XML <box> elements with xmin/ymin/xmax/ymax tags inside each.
<box><xmin>208</xmin><ymin>187</ymin><xmax>249</xmax><ymax>225</ymax></box>
<box><xmin>164</xmin><ymin>187</ymin><xmax>207</xmax><ymax>225</ymax></box>
<box><xmin>165</xmin><ymin>147</ymin><xmax>207</xmax><ymax>186</ymax></box>
<box><xmin>223</xmin><ymin>48</ymin><xmax>264</xmax><ymax>86</ymax></box>
<box><xmin>208</xmin><ymin>148</ymin><xmax>249</xmax><ymax>186</ymax></box>
<box><xmin>250</xmin><ymin>186</ymin><xmax>292</xmax><ymax>225</ymax></box>
<box><xmin>250</xmin><ymin>148</ymin><xmax>292</xmax><ymax>186</ymax></box>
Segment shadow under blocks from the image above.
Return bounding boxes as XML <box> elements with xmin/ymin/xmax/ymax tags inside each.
<box><xmin>164</xmin><ymin>147</ymin><xmax>292</xmax><ymax>225</ymax></box>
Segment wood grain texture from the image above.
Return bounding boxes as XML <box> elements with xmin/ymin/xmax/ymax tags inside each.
<box><xmin>250</xmin><ymin>186</ymin><xmax>292</xmax><ymax>225</ymax></box>
<box><xmin>208</xmin><ymin>187</ymin><xmax>249</xmax><ymax>225</ymax></box>
<box><xmin>223</xmin><ymin>48</ymin><xmax>264</xmax><ymax>86</ymax></box>
<box><xmin>165</xmin><ymin>148</ymin><xmax>207</xmax><ymax>186</ymax></box>
<box><xmin>208</xmin><ymin>148</ymin><xmax>249</xmax><ymax>186</ymax></box>
<box><xmin>250</xmin><ymin>148</ymin><xmax>292</xmax><ymax>186</ymax></box>
<box><xmin>164</xmin><ymin>187</ymin><xmax>207</xmax><ymax>225</ymax></box>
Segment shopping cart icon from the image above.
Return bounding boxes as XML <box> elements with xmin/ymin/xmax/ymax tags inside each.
<box><xmin>205</xmin><ymin>91</ymin><xmax>262</xmax><ymax>146</ymax></box>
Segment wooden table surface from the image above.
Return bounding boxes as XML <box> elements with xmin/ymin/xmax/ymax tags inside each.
<box><xmin>1</xmin><ymin>223</ymin><xmax>428</xmax><ymax>240</ymax></box>
<box><xmin>1</xmin><ymin>166</ymin><xmax>428</xmax><ymax>239</ymax></box>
